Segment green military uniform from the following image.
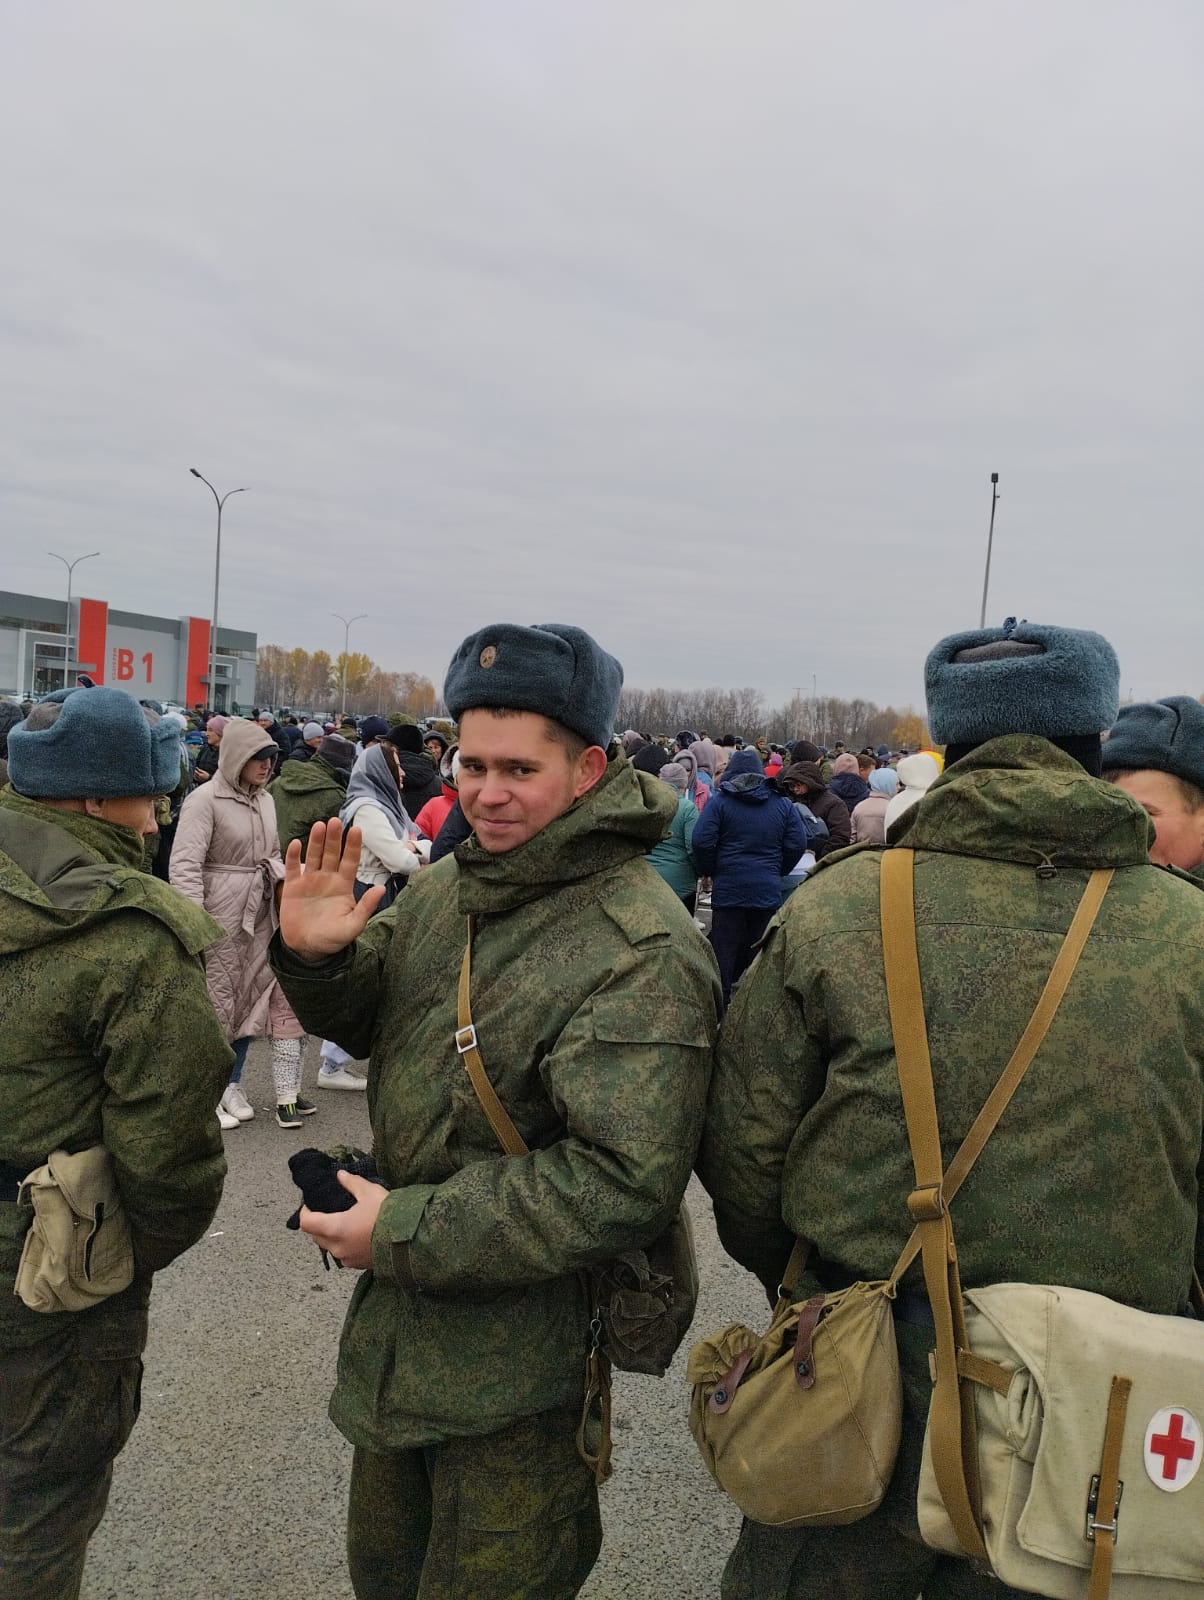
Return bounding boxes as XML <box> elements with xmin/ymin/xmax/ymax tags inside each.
<box><xmin>272</xmin><ymin>752</ymin><xmax>720</xmax><ymax>1598</ymax></box>
<box><xmin>698</xmin><ymin>738</ymin><xmax>1204</xmax><ymax>1600</ymax></box>
<box><xmin>269</xmin><ymin>753</ymin><xmax>349</xmax><ymax>857</ymax></box>
<box><xmin>0</xmin><ymin>789</ymin><xmax>233</xmax><ymax>1600</ymax></box>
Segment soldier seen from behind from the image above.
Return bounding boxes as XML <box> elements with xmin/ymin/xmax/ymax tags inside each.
<box><xmin>699</xmin><ymin>620</ymin><xmax>1204</xmax><ymax>1600</ymax></box>
<box><xmin>0</xmin><ymin>688</ymin><xmax>232</xmax><ymax>1599</ymax></box>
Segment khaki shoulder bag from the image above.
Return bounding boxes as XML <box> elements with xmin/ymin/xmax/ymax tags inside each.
<box><xmin>686</xmin><ymin>850</ymin><xmax>1111</xmax><ymax>1530</ymax></box>
<box><xmin>455</xmin><ymin>917</ymin><xmax>700</xmax><ymax>1482</ymax></box>
<box><xmin>881</xmin><ymin>849</ymin><xmax>1204</xmax><ymax>1600</ymax></box>
<box><xmin>15</xmin><ymin>1145</ymin><xmax>135</xmax><ymax>1313</ymax></box>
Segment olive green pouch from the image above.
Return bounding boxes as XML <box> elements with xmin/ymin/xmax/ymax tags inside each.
<box><xmin>15</xmin><ymin>1146</ymin><xmax>135</xmax><ymax>1313</ymax></box>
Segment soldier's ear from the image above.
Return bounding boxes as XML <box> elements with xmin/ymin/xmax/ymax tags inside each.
<box><xmin>573</xmin><ymin>745</ymin><xmax>609</xmax><ymax>799</ymax></box>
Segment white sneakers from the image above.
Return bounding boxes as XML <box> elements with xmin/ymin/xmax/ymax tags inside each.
<box><xmin>318</xmin><ymin>1066</ymin><xmax>367</xmax><ymax>1091</ymax></box>
<box><xmin>220</xmin><ymin>1084</ymin><xmax>255</xmax><ymax>1125</ymax></box>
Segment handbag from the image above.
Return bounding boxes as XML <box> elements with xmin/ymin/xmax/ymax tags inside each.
<box><xmin>455</xmin><ymin>917</ymin><xmax>700</xmax><ymax>1480</ymax></box>
<box><xmin>15</xmin><ymin>1145</ymin><xmax>135</xmax><ymax>1313</ymax></box>
<box><xmin>687</xmin><ymin>849</ymin><xmax>1111</xmax><ymax>1529</ymax></box>
<box><xmin>880</xmin><ymin>848</ymin><xmax>1204</xmax><ymax>1599</ymax></box>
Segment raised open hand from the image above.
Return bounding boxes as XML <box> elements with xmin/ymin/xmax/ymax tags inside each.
<box><xmin>279</xmin><ymin>818</ymin><xmax>386</xmax><ymax>961</ymax></box>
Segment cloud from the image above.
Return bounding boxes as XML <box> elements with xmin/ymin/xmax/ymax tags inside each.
<box><xmin>2</xmin><ymin>0</ymin><xmax>1202</xmax><ymax>713</ymax></box>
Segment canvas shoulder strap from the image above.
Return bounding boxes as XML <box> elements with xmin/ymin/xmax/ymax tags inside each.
<box><xmin>880</xmin><ymin>847</ymin><xmax>1112</xmax><ymax>1560</ymax></box>
<box><xmin>456</xmin><ymin>915</ymin><xmax>530</xmax><ymax>1158</ymax></box>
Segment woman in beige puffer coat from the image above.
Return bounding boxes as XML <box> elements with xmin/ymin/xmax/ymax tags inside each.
<box><xmin>172</xmin><ymin>717</ymin><xmax>309</xmax><ymax>1130</ymax></box>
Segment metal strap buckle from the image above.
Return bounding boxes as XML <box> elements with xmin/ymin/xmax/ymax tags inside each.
<box><xmin>1085</xmin><ymin>1474</ymin><xmax>1123</xmax><ymax>1543</ymax></box>
<box><xmin>454</xmin><ymin>1025</ymin><xmax>478</xmax><ymax>1055</ymax></box>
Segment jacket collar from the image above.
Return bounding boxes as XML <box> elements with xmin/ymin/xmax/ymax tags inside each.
<box><xmin>890</xmin><ymin>736</ymin><xmax>1154</xmax><ymax>869</ymax></box>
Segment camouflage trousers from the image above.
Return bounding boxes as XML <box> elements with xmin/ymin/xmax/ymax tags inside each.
<box><xmin>0</xmin><ymin>1298</ymin><xmax>146</xmax><ymax>1600</ymax></box>
<box><xmin>346</xmin><ymin>1406</ymin><xmax>602</xmax><ymax>1600</ymax></box>
<box><xmin>721</xmin><ymin>1324</ymin><xmax>1036</xmax><ymax>1600</ymax></box>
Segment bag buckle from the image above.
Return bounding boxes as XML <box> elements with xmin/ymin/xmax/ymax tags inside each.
<box><xmin>454</xmin><ymin>1025</ymin><xmax>478</xmax><ymax>1055</ymax></box>
<box><xmin>1085</xmin><ymin>1474</ymin><xmax>1123</xmax><ymax>1543</ymax></box>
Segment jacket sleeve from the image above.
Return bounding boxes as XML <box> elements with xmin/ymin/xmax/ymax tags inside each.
<box><xmin>356</xmin><ymin>806</ymin><xmax>423</xmax><ymax>875</ymax></box>
<box><xmin>682</xmin><ymin>800</ymin><xmax>699</xmax><ymax>871</ymax></box>
<box><xmin>696</xmin><ymin>911</ymin><xmax>828</xmax><ymax>1293</ymax></box>
<box><xmin>778</xmin><ymin>801</ymin><xmax>809</xmax><ymax>875</ymax></box>
<box><xmin>269</xmin><ymin>907</ymin><xmax>401</xmax><ymax>1059</ymax></box>
<box><xmin>88</xmin><ymin>916</ymin><xmax>233</xmax><ymax>1273</ymax></box>
<box><xmin>429</xmin><ymin>799</ymin><xmax>472</xmax><ymax>864</ymax></box>
<box><xmin>170</xmin><ymin>788</ymin><xmax>214</xmax><ymax>907</ymax></box>
<box><xmin>368</xmin><ymin>950</ymin><xmax>721</xmax><ymax>1297</ymax></box>
<box><xmin>690</xmin><ymin>793</ymin><xmax>721</xmax><ymax>878</ymax></box>
<box><xmin>813</xmin><ymin>794</ymin><xmax>851</xmax><ymax>858</ymax></box>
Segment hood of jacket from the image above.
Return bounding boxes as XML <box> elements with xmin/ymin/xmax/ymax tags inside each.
<box><xmin>218</xmin><ymin>717</ymin><xmax>279</xmax><ymax>789</ymax></box>
<box><xmin>455</xmin><ymin>747</ymin><xmax>676</xmax><ymax>915</ymax></box>
<box><xmin>0</xmin><ymin>788</ymin><xmax>223</xmax><ymax>956</ymax></box>
<box><xmin>270</xmin><ymin>754</ymin><xmax>349</xmax><ymax>799</ymax></box>
<box><xmin>889</xmin><ymin>735</ymin><xmax>1155</xmax><ymax>868</ymax></box>
<box><xmin>719</xmin><ymin>748</ymin><xmax>772</xmax><ymax>800</ymax></box>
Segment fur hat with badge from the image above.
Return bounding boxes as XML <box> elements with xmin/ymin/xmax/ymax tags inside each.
<box><xmin>444</xmin><ymin>623</ymin><xmax>623</xmax><ymax>750</ymax></box>
<box><xmin>7</xmin><ymin>686</ymin><xmax>183</xmax><ymax>798</ymax></box>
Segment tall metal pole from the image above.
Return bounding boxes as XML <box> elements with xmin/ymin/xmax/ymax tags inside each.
<box><xmin>190</xmin><ymin>470</ymin><xmax>248</xmax><ymax>711</ymax></box>
<box><xmin>979</xmin><ymin>472</ymin><xmax>1000</xmax><ymax>629</ymax></box>
<box><xmin>46</xmin><ymin>550</ymin><xmax>100</xmax><ymax>689</ymax></box>
<box><xmin>333</xmin><ymin>612</ymin><xmax>367</xmax><ymax>714</ymax></box>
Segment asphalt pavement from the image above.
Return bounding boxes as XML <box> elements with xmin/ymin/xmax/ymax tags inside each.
<box><xmin>81</xmin><ymin>1037</ymin><xmax>765</xmax><ymax>1600</ymax></box>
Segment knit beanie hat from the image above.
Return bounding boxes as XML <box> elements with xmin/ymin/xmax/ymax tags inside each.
<box><xmin>316</xmin><ymin>735</ymin><xmax>356</xmax><ymax>776</ymax></box>
<box><xmin>1100</xmin><ymin>697</ymin><xmax>1204</xmax><ymax>792</ymax></box>
<box><xmin>925</xmin><ymin>618</ymin><xmax>1119</xmax><ymax>746</ymax></box>
<box><xmin>207</xmin><ymin>714</ymin><xmax>229</xmax><ymax>736</ymax></box>
<box><xmin>869</xmin><ymin>767</ymin><xmax>899</xmax><ymax>797</ymax></box>
<box><xmin>789</xmin><ymin>740</ymin><xmax>822</xmax><ymax>765</ymax></box>
<box><xmin>883</xmin><ymin>753</ymin><xmax>942</xmax><ymax>833</ymax></box>
<box><xmin>660</xmin><ymin>762</ymin><xmax>689</xmax><ymax>795</ymax></box>
<box><xmin>385</xmin><ymin>722</ymin><xmax>424</xmax><ymax>754</ymax></box>
<box><xmin>444</xmin><ymin>623</ymin><xmax>623</xmax><ymax>750</ymax></box>
<box><xmin>302</xmin><ymin>721</ymin><xmax>324</xmax><ymax>741</ymax></box>
<box><xmin>257</xmin><ymin>710</ymin><xmax>275</xmax><ymax>724</ymax></box>
<box><xmin>359</xmin><ymin>715</ymin><xmax>389</xmax><ymax>743</ymax></box>
<box><xmin>832</xmin><ymin>752</ymin><xmax>860</xmax><ymax>775</ymax></box>
<box><xmin>8</xmin><ymin>687</ymin><xmax>182</xmax><ymax>799</ymax></box>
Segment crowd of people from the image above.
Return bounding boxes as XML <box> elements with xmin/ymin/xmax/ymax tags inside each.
<box><xmin>1</xmin><ymin>616</ymin><xmax>1202</xmax><ymax>1600</ymax></box>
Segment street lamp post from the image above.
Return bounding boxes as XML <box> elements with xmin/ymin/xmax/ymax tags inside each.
<box><xmin>46</xmin><ymin>550</ymin><xmax>100</xmax><ymax>689</ymax></box>
<box><xmin>190</xmin><ymin>469</ymin><xmax>248</xmax><ymax>711</ymax></box>
<box><xmin>333</xmin><ymin>612</ymin><xmax>367</xmax><ymax>714</ymax></box>
<box><xmin>979</xmin><ymin>472</ymin><xmax>1000</xmax><ymax>629</ymax></box>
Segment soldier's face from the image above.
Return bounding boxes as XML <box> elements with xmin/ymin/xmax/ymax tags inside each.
<box><xmin>1111</xmin><ymin>769</ymin><xmax>1204</xmax><ymax>870</ymax></box>
<box><xmin>458</xmin><ymin>709</ymin><xmax>607</xmax><ymax>853</ymax></box>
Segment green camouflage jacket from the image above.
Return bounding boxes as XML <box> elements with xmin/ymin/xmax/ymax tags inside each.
<box><xmin>269</xmin><ymin>754</ymin><xmax>348</xmax><ymax>858</ymax></box>
<box><xmin>272</xmin><ymin>752</ymin><xmax>720</xmax><ymax>1449</ymax></box>
<box><xmin>0</xmin><ymin>789</ymin><xmax>233</xmax><ymax>1349</ymax></box>
<box><xmin>698</xmin><ymin>737</ymin><xmax>1204</xmax><ymax>1315</ymax></box>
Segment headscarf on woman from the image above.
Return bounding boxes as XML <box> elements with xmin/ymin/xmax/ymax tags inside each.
<box><xmin>340</xmin><ymin>743</ymin><xmax>414</xmax><ymax>839</ymax></box>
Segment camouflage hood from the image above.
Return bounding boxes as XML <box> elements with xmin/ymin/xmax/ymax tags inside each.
<box><xmin>455</xmin><ymin>746</ymin><xmax>677</xmax><ymax>915</ymax></box>
<box><xmin>888</xmin><ymin>735</ymin><xmax>1154</xmax><ymax>869</ymax></box>
<box><xmin>269</xmin><ymin>754</ymin><xmax>348</xmax><ymax>800</ymax></box>
<box><xmin>0</xmin><ymin>787</ymin><xmax>223</xmax><ymax>957</ymax></box>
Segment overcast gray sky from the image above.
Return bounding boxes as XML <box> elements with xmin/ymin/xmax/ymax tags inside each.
<box><xmin>3</xmin><ymin>1</ymin><xmax>1202</xmax><ymax>713</ymax></box>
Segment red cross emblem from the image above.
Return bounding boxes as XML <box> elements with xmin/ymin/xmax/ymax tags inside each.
<box><xmin>1143</xmin><ymin>1407</ymin><xmax>1202</xmax><ymax>1492</ymax></box>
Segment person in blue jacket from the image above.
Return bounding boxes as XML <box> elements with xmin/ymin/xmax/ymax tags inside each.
<box><xmin>691</xmin><ymin>749</ymin><xmax>806</xmax><ymax>1006</ymax></box>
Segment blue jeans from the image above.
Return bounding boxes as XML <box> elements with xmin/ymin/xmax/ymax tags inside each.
<box><xmin>229</xmin><ymin>1036</ymin><xmax>252</xmax><ymax>1085</ymax></box>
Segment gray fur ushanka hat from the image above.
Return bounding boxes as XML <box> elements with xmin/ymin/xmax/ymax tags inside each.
<box><xmin>924</xmin><ymin>618</ymin><xmax>1120</xmax><ymax>745</ymax></box>
<box><xmin>443</xmin><ymin>623</ymin><xmax>623</xmax><ymax>749</ymax></box>
<box><xmin>8</xmin><ymin>686</ymin><xmax>183</xmax><ymax>798</ymax></box>
<box><xmin>1100</xmin><ymin>696</ymin><xmax>1204</xmax><ymax>791</ymax></box>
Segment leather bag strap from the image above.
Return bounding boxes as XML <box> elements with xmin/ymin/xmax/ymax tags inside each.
<box><xmin>1087</xmin><ymin>1374</ymin><xmax>1132</xmax><ymax>1600</ymax></box>
<box><xmin>456</xmin><ymin>916</ymin><xmax>530</xmax><ymax>1158</ymax></box>
<box><xmin>886</xmin><ymin>857</ymin><xmax>1114</xmax><ymax>1287</ymax></box>
<box><xmin>880</xmin><ymin>848</ymin><xmax>1113</xmax><ymax>1562</ymax></box>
